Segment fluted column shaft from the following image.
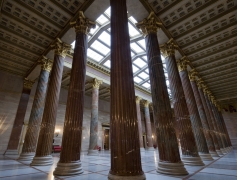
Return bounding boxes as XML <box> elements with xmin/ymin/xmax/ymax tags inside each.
<box><xmin>136</xmin><ymin>97</ymin><xmax>144</xmax><ymax>149</ymax></box>
<box><xmin>5</xmin><ymin>79</ymin><xmax>33</xmax><ymax>154</ymax></box>
<box><xmin>144</xmin><ymin>102</ymin><xmax>153</xmax><ymax>149</ymax></box>
<box><xmin>164</xmin><ymin>55</ymin><xmax>199</xmax><ymax>157</ymax></box>
<box><xmin>198</xmin><ymin>88</ymin><xmax>220</xmax><ymax>151</ymax></box>
<box><xmin>19</xmin><ymin>59</ymin><xmax>52</xmax><ymax>160</ymax></box>
<box><xmin>190</xmin><ymin>80</ymin><xmax>215</xmax><ymax>153</ymax></box>
<box><xmin>179</xmin><ymin>69</ymin><xmax>209</xmax><ymax>154</ymax></box>
<box><xmin>109</xmin><ymin>0</ymin><xmax>144</xmax><ymax>178</ymax></box>
<box><xmin>204</xmin><ymin>94</ymin><xmax>224</xmax><ymax>149</ymax></box>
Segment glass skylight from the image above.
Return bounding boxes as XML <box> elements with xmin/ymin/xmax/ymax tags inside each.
<box><xmin>96</xmin><ymin>14</ymin><xmax>109</xmax><ymax>25</ymax></box>
<box><xmin>98</xmin><ymin>31</ymin><xmax>111</xmax><ymax>46</ymax></box>
<box><xmin>90</xmin><ymin>24</ymin><xmax>99</xmax><ymax>35</ymax></box>
<box><xmin>142</xmin><ymin>82</ymin><xmax>150</xmax><ymax>88</ymax></box>
<box><xmin>91</xmin><ymin>40</ymin><xmax>110</xmax><ymax>55</ymax></box>
<box><xmin>134</xmin><ymin>76</ymin><xmax>142</xmax><ymax>83</ymax></box>
<box><xmin>145</xmin><ymin>69</ymin><xmax>149</xmax><ymax>73</ymax></box>
<box><xmin>129</xmin><ymin>16</ymin><xmax>137</xmax><ymax>24</ymax></box>
<box><xmin>131</xmin><ymin>51</ymin><xmax>135</xmax><ymax>57</ymax></box>
<box><xmin>130</xmin><ymin>43</ymin><xmax>144</xmax><ymax>53</ymax></box>
<box><xmin>142</xmin><ymin>56</ymin><xmax>147</xmax><ymax>61</ymax></box>
<box><xmin>105</xmin><ymin>7</ymin><xmax>111</xmax><ymax>17</ymax></box>
<box><xmin>104</xmin><ymin>60</ymin><xmax>111</xmax><ymax>68</ymax></box>
<box><xmin>138</xmin><ymin>72</ymin><xmax>149</xmax><ymax>79</ymax></box>
<box><xmin>128</xmin><ymin>23</ymin><xmax>140</xmax><ymax>37</ymax></box>
<box><xmin>87</xmin><ymin>48</ymin><xmax>103</xmax><ymax>62</ymax></box>
<box><xmin>132</xmin><ymin>65</ymin><xmax>139</xmax><ymax>73</ymax></box>
<box><xmin>71</xmin><ymin>41</ymin><xmax>75</xmax><ymax>49</ymax></box>
<box><xmin>137</xmin><ymin>39</ymin><xmax>146</xmax><ymax>50</ymax></box>
<box><xmin>133</xmin><ymin>58</ymin><xmax>146</xmax><ymax>68</ymax></box>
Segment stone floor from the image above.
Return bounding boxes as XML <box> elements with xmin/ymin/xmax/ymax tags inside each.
<box><xmin>0</xmin><ymin>149</ymin><xmax>237</xmax><ymax>180</ymax></box>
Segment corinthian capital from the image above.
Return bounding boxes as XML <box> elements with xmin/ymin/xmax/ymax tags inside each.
<box><xmin>197</xmin><ymin>78</ymin><xmax>204</xmax><ymax>89</ymax></box>
<box><xmin>70</xmin><ymin>11</ymin><xmax>96</xmax><ymax>34</ymax></box>
<box><xmin>188</xmin><ymin>69</ymin><xmax>198</xmax><ymax>82</ymax></box>
<box><xmin>39</xmin><ymin>56</ymin><xmax>53</xmax><ymax>72</ymax></box>
<box><xmin>160</xmin><ymin>39</ymin><xmax>178</xmax><ymax>58</ymax></box>
<box><xmin>136</xmin><ymin>12</ymin><xmax>162</xmax><ymax>37</ymax></box>
<box><xmin>177</xmin><ymin>56</ymin><xmax>189</xmax><ymax>72</ymax></box>
<box><xmin>51</xmin><ymin>38</ymin><xmax>71</xmax><ymax>58</ymax></box>
<box><xmin>135</xmin><ymin>96</ymin><xmax>141</xmax><ymax>104</ymax></box>
<box><xmin>143</xmin><ymin>100</ymin><xmax>150</xmax><ymax>107</ymax></box>
<box><xmin>23</xmin><ymin>78</ymin><xmax>34</xmax><ymax>89</ymax></box>
<box><xmin>90</xmin><ymin>78</ymin><xmax>103</xmax><ymax>89</ymax></box>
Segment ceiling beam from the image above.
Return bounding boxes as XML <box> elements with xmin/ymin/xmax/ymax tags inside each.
<box><xmin>201</xmin><ymin>67</ymin><xmax>237</xmax><ymax>79</ymax></box>
<box><xmin>208</xmin><ymin>77</ymin><xmax>237</xmax><ymax>85</ymax></box>
<box><xmin>199</xmin><ymin>61</ymin><xmax>237</xmax><ymax>74</ymax></box>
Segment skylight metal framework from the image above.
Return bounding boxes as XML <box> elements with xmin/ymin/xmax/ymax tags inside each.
<box><xmin>72</xmin><ymin>7</ymin><xmax>171</xmax><ymax>98</ymax></box>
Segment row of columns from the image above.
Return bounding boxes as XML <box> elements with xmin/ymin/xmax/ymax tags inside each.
<box><xmin>4</xmin><ymin>0</ymin><xmax>232</xmax><ymax>179</ymax></box>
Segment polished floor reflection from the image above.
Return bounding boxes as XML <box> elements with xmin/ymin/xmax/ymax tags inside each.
<box><xmin>0</xmin><ymin>150</ymin><xmax>236</xmax><ymax>180</ymax></box>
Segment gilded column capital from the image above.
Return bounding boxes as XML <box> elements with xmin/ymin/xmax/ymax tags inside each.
<box><xmin>70</xmin><ymin>11</ymin><xmax>96</xmax><ymax>34</ymax></box>
<box><xmin>135</xmin><ymin>96</ymin><xmax>141</xmax><ymax>104</ymax></box>
<box><xmin>188</xmin><ymin>69</ymin><xmax>198</xmax><ymax>82</ymax></box>
<box><xmin>90</xmin><ymin>78</ymin><xmax>103</xmax><ymax>89</ymax></box>
<box><xmin>177</xmin><ymin>57</ymin><xmax>189</xmax><ymax>72</ymax></box>
<box><xmin>143</xmin><ymin>100</ymin><xmax>150</xmax><ymax>107</ymax></box>
<box><xmin>23</xmin><ymin>78</ymin><xmax>34</xmax><ymax>89</ymax></box>
<box><xmin>160</xmin><ymin>38</ymin><xmax>178</xmax><ymax>58</ymax></box>
<box><xmin>39</xmin><ymin>56</ymin><xmax>53</xmax><ymax>72</ymax></box>
<box><xmin>51</xmin><ymin>38</ymin><xmax>71</xmax><ymax>58</ymax></box>
<box><xmin>136</xmin><ymin>12</ymin><xmax>162</xmax><ymax>37</ymax></box>
<box><xmin>197</xmin><ymin>78</ymin><xmax>204</xmax><ymax>89</ymax></box>
<box><xmin>203</xmin><ymin>85</ymin><xmax>208</xmax><ymax>94</ymax></box>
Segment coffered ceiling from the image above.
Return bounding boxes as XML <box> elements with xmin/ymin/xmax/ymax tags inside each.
<box><xmin>0</xmin><ymin>0</ymin><xmax>236</xmax><ymax>106</ymax></box>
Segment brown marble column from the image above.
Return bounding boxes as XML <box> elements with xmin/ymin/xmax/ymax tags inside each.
<box><xmin>88</xmin><ymin>78</ymin><xmax>103</xmax><ymax>156</ymax></box>
<box><xmin>5</xmin><ymin>78</ymin><xmax>34</xmax><ymax>155</ymax></box>
<box><xmin>53</xmin><ymin>12</ymin><xmax>95</xmax><ymax>176</ymax></box>
<box><xmin>108</xmin><ymin>1</ymin><xmax>145</xmax><ymax>179</ymax></box>
<box><xmin>31</xmin><ymin>39</ymin><xmax>71</xmax><ymax>166</ymax></box>
<box><xmin>136</xmin><ymin>96</ymin><xmax>145</xmax><ymax>151</ymax></box>
<box><xmin>18</xmin><ymin>57</ymin><xmax>52</xmax><ymax>161</ymax></box>
<box><xmin>143</xmin><ymin>100</ymin><xmax>154</xmax><ymax>151</ymax></box>
<box><xmin>137</xmin><ymin>13</ymin><xmax>187</xmax><ymax>175</ymax></box>
<box><xmin>196</xmin><ymin>79</ymin><xmax>220</xmax><ymax>157</ymax></box>
<box><xmin>177</xmin><ymin>58</ymin><xmax>211</xmax><ymax>161</ymax></box>
<box><xmin>189</xmin><ymin>70</ymin><xmax>217</xmax><ymax>158</ymax></box>
<box><xmin>203</xmin><ymin>87</ymin><xmax>224</xmax><ymax>156</ymax></box>
<box><xmin>160</xmin><ymin>40</ymin><xmax>204</xmax><ymax>165</ymax></box>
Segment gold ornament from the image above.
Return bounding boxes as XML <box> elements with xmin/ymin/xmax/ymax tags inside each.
<box><xmin>160</xmin><ymin>38</ymin><xmax>178</xmax><ymax>58</ymax></box>
<box><xmin>188</xmin><ymin>69</ymin><xmax>198</xmax><ymax>82</ymax></box>
<box><xmin>135</xmin><ymin>96</ymin><xmax>141</xmax><ymax>103</ymax></box>
<box><xmin>39</xmin><ymin>56</ymin><xmax>53</xmax><ymax>72</ymax></box>
<box><xmin>143</xmin><ymin>100</ymin><xmax>150</xmax><ymax>107</ymax></box>
<box><xmin>91</xmin><ymin>78</ymin><xmax>103</xmax><ymax>89</ymax></box>
<box><xmin>23</xmin><ymin>78</ymin><xmax>34</xmax><ymax>89</ymax></box>
<box><xmin>177</xmin><ymin>56</ymin><xmax>189</xmax><ymax>72</ymax></box>
<box><xmin>51</xmin><ymin>38</ymin><xmax>71</xmax><ymax>58</ymax></box>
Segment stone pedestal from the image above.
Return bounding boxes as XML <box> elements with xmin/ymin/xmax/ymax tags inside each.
<box><xmin>160</xmin><ymin>40</ymin><xmax>204</xmax><ymax>166</ymax></box>
<box><xmin>108</xmin><ymin>1</ymin><xmax>145</xmax><ymax>179</ymax></box>
<box><xmin>136</xmin><ymin>13</ymin><xmax>187</xmax><ymax>175</ymax></box>
<box><xmin>31</xmin><ymin>39</ymin><xmax>71</xmax><ymax>166</ymax></box>
<box><xmin>5</xmin><ymin>79</ymin><xmax>34</xmax><ymax>155</ymax></box>
<box><xmin>18</xmin><ymin>57</ymin><xmax>52</xmax><ymax>161</ymax></box>
<box><xmin>177</xmin><ymin>58</ymin><xmax>210</xmax><ymax>161</ymax></box>
<box><xmin>136</xmin><ymin>96</ymin><xmax>145</xmax><ymax>151</ymax></box>
<box><xmin>88</xmin><ymin>78</ymin><xmax>102</xmax><ymax>156</ymax></box>
<box><xmin>53</xmin><ymin>12</ymin><xmax>95</xmax><ymax>176</ymax></box>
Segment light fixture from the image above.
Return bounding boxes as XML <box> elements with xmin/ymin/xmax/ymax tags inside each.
<box><xmin>152</xmin><ymin>135</ymin><xmax>154</xmax><ymax>138</ymax></box>
<box><xmin>55</xmin><ymin>129</ymin><xmax>60</xmax><ymax>137</ymax></box>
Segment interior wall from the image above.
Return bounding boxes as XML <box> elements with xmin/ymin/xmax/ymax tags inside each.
<box><xmin>222</xmin><ymin>110</ymin><xmax>237</xmax><ymax>149</ymax></box>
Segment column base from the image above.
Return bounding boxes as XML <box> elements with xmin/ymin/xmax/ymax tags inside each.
<box><xmin>87</xmin><ymin>150</ymin><xmax>99</xmax><ymax>156</ymax></box>
<box><xmin>31</xmin><ymin>155</ymin><xmax>53</xmax><ymax>166</ymax></box>
<box><xmin>216</xmin><ymin>150</ymin><xmax>223</xmax><ymax>156</ymax></box>
<box><xmin>108</xmin><ymin>173</ymin><xmax>146</xmax><ymax>180</ymax></box>
<box><xmin>224</xmin><ymin>148</ymin><xmax>229</xmax><ymax>153</ymax></box>
<box><xmin>199</xmin><ymin>153</ymin><xmax>213</xmax><ymax>161</ymax></box>
<box><xmin>220</xmin><ymin>148</ymin><xmax>227</xmax><ymax>154</ymax></box>
<box><xmin>157</xmin><ymin>161</ymin><xmax>188</xmax><ymax>175</ymax></box>
<box><xmin>4</xmin><ymin>150</ymin><xmax>19</xmax><ymax>155</ymax></box>
<box><xmin>53</xmin><ymin>160</ymin><xmax>83</xmax><ymax>176</ymax></box>
<box><xmin>146</xmin><ymin>147</ymin><xmax>154</xmax><ymax>151</ymax></box>
<box><xmin>18</xmin><ymin>152</ymin><xmax>35</xmax><ymax>161</ymax></box>
<box><xmin>181</xmin><ymin>155</ymin><xmax>204</xmax><ymax>166</ymax></box>
<box><xmin>209</xmin><ymin>151</ymin><xmax>219</xmax><ymax>157</ymax></box>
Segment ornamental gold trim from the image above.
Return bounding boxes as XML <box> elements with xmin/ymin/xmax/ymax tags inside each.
<box><xmin>177</xmin><ymin>56</ymin><xmax>189</xmax><ymax>72</ymax></box>
<box><xmin>160</xmin><ymin>38</ymin><xmax>178</xmax><ymax>58</ymax></box>
<box><xmin>39</xmin><ymin>56</ymin><xmax>53</xmax><ymax>72</ymax></box>
<box><xmin>51</xmin><ymin>38</ymin><xmax>71</xmax><ymax>58</ymax></box>
<box><xmin>136</xmin><ymin>12</ymin><xmax>162</xmax><ymax>37</ymax></box>
<box><xmin>135</xmin><ymin>96</ymin><xmax>141</xmax><ymax>103</ymax></box>
<box><xmin>90</xmin><ymin>78</ymin><xmax>103</xmax><ymax>89</ymax></box>
<box><xmin>188</xmin><ymin>69</ymin><xmax>198</xmax><ymax>82</ymax></box>
<box><xmin>23</xmin><ymin>78</ymin><xmax>34</xmax><ymax>89</ymax></box>
<box><xmin>143</xmin><ymin>100</ymin><xmax>150</xmax><ymax>107</ymax></box>
<box><xmin>70</xmin><ymin>11</ymin><xmax>96</xmax><ymax>34</ymax></box>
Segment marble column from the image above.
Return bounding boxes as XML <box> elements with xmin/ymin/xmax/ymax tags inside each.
<box><xmin>31</xmin><ymin>39</ymin><xmax>71</xmax><ymax>166</ymax></box>
<box><xmin>137</xmin><ymin>13</ymin><xmax>187</xmax><ymax>175</ymax></box>
<box><xmin>88</xmin><ymin>78</ymin><xmax>103</xmax><ymax>156</ymax></box>
<box><xmin>160</xmin><ymin>40</ymin><xmax>204</xmax><ymax>165</ymax></box>
<box><xmin>196</xmin><ymin>79</ymin><xmax>220</xmax><ymax>157</ymax></box>
<box><xmin>189</xmin><ymin>70</ymin><xmax>217</xmax><ymax>158</ymax></box>
<box><xmin>108</xmin><ymin>1</ymin><xmax>145</xmax><ymax>179</ymax></box>
<box><xmin>217</xmin><ymin>105</ymin><xmax>232</xmax><ymax>150</ymax></box>
<box><xmin>177</xmin><ymin>58</ymin><xmax>212</xmax><ymax>161</ymax></box>
<box><xmin>136</xmin><ymin>96</ymin><xmax>145</xmax><ymax>151</ymax></box>
<box><xmin>53</xmin><ymin>12</ymin><xmax>95</xmax><ymax>176</ymax></box>
<box><xmin>203</xmin><ymin>87</ymin><xmax>224</xmax><ymax>156</ymax></box>
<box><xmin>18</xmin><ymin>57</ymin><xmax>52</xmax><ymax>161</ymax></box>
<box><xmin>5</xmin><ymin>78</ymin><xmax>34</xmax><ymax>155</ymax></box>
<box><xmin>143</xmin><ymin>100</ymin><xmax>154</xmax><ymax>151</ymax></box>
